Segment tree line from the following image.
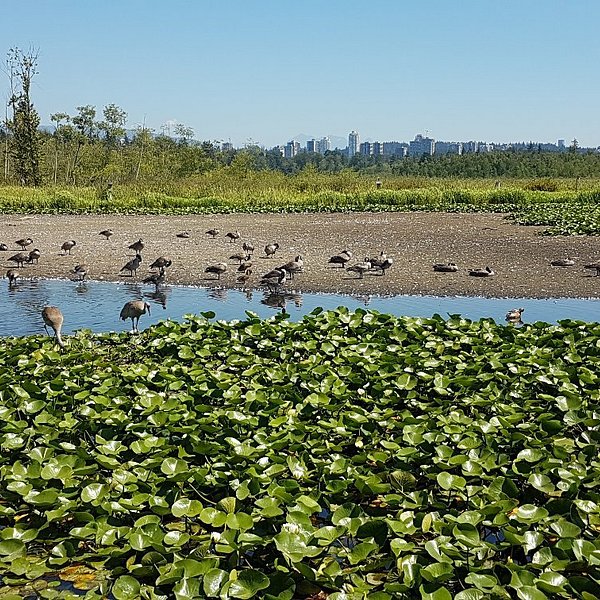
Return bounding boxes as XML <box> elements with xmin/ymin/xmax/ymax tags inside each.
<box><xmin>3</xmin><ymin>47</ymin><xmax>600</xmax><ymax>189</ymax></box>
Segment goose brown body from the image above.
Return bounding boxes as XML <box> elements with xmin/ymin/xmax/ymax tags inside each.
<box><xmin>120</xmin><ymin>300</ymin><xmax>151</xmax><ymax>332</ymax></box>
<box><xmin>41</xmin><ymin>306</ymin><xmax>65</xmax><ymax>347</ymax></box>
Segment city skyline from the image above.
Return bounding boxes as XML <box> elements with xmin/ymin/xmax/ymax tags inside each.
<box><xmin>4</xmin><ymin>1</ymin><xmax>600</xmax><ymax>148</ymax></box>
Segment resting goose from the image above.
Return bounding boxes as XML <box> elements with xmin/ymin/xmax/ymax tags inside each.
<box><xmin>433</xmin><ymin>262</ymin><xmax>459</xmax><ymax>272</ymax></box>
<box><xmin>347</xmin><ymin>261</ymin><xmax>372</xmax><ymax>279</ymax></box>
<box><xmin>469</xmin><ymin>266</ymin><xmax>495</xmax><ymax>277</ymax></box>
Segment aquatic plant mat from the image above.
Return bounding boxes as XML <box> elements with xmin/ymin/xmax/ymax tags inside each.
<box><xmin>0</xmin><ymin>309</ymin><xmax>599</xmax><ymax>599</ymax></box>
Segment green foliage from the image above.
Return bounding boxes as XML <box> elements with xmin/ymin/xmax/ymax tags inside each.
<box><xmin>1</xmin><ymin>310</ymin><xmax>600</xmax><ymax>598</ymax></box>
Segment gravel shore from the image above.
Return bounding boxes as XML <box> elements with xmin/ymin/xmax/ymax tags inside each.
<box><xmin>2</xmin><ymin>212</ymin><xmax>600</xmax><ymax>299</ymax></box>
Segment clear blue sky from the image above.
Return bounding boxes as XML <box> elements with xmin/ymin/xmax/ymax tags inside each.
<box><xmin>5</xmin><ymin>0</ymin><xmax>599</xmax><ymax>148</ymax></box>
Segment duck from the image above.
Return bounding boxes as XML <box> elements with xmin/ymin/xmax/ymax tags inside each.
<box><xmin>15</xmin><ymin>237</ymin><xmax>33</xmax><ymax>250</ymax></box>
<box><xmin>328</xmin><ymin>250</ymin><xmax>352</xmax><ymax>268</ymax></box>
<box><xmin>469</xmin><ymin>266</ymin><xmax>495</xmax><ymax>277</ymax></box>
<box><xmin>584</xmin><ymin>262</ymin><xmax>600</xmax><ymax>276</ymax></box>
<box><xmin>206</xmin><ymin>228</ymin><xmax>220</xmax><ymax>238</ymax></box>
<box><xmin>120</xmin><ymin>254</ymin><xmax>142</xmax><ymax>277</ymax></box>
<box><xmin>128</xmin><ymin>238</ymin><xmax>144</xmax><ymax>254</ymax></box>
<box><xmin>264</xmin><ymin>243</ymin><xmax>280</xmax><ymax>258</ymax></box>
<box><xmin>61</xmin><ymin>240</ymin><xmax>76</xmax><ymax>255</ymax></box>
<box><xmin>0</xmin><ymin>243</ymin><xmax>8</xmax><ymax>251</ymax></box>
<box><xmin>347</xmin><ymin>261</ymin><xmax>372</xmax><ymax>279</ymax></box>
<box><xmin>205</xmin><ymin>263</ymin><xmax>228</xmax><ymax>280</ymax></box>
<box><xmin>72</xmin><ymin>264</ymin><xmax>87</xmax><ymax>281</ymax></box>
<box><xmin>99</xmin><ymin>229</ymin><xmax>114</xmax><ymax>241</ymax></box>
<box><xmin>6</xmin><ymin>269</ymin><xmax>18</xmax><ymax>286</ymax></box>
<box><xmin>176</xmin><ymin>231</ymin><xmax>190</xmax><ymax>239</ymax></box>
<box><xmin>433</xmin><ymin>262</ymin><xmax>459</xmax><ymax>272</ymax></box>
<box><xmin>149</xmin><ymin>257</ymin><xmax>172</xmax><ymax>271</ymax></box>
<box><xmin>8</xmin><ymin>252</ymin><xmax>30</xmax><ymax>268</ymax></box>
<box><xmin>505</xmin><ymin>307</ymin><xmax>525</xmax><ymax>323</ymax></box>
<box><xmin>41</xmin><ymin>306</ymin><xmax>65</xmax><ymax>348</ymax></box>
<box><xmin>550</xmin><ymin>258</ymin><xmax>576</xmax><ymax>267</ymax></box>
<box><xmin>226</xmin><ymin>231</ymin><xmax>241</xmax><ymax>243</ymax></box>
<box><xmin>120</xmin><ymin>300</ymin><xmax>151</xmax><ymax>333</ymax></box>
<box><xmin>28</xmin><ymin>248</ymin><xmax>41</xmax><ymax>264</ymax></box>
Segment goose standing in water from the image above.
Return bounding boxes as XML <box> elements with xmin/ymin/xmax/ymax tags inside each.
<box><xmin>264</xmin><ymin>243</ymin><xmax>280</xmax><ymax>258</ymax></box>
<box><xmin>120</xmin><ymin>254</ymin><xmax>142</xmax><ymax>277</ymax></box>
<box><xmin>99</xmin><ymin>229</ymin><xmax>114</xmax><ymax>241</ymax></box>
<box><xmin>433</xmin><ymin>262</ymin><xmax>459</xmax><ymax>272</ymax></box>
<box><xmin>6</xmin><ymin>269</ymin><xmax>18</xmax><ymax>286</ymax></box>
<box><xmin>469</xmin><ymin>266</ymin><xmax>495</xmax><ymax>277</ymax></box>
<box><xmin>120</xmin><ymin>300</ymin><xmax>151</xmax><ymax>333</ymax></box>
<box><xmin>205</xmin><ymin>263</ymin><xmax>228</xmax><ymax>280</ymax></box>
<box><xmin>61</xmin><ymin>240</ymin><xmax>76</xmax><ymax>255</ymax></box>
<box><xmin>15</xmin><ymin>237</ymin><xmax>33</xmax><ymax>250</ymax></box>
<box><xmin>505</xmin><ymin>307</ymin><xmax>525</xmax><ymax>323</ymax></box>
<box><xmin>328</xmin><ymin>250</ymin><xmax>352</xmax><ymax>268</ymax></box>
<box><xmin>143</xmin><ymin>271</ymin><xmax>166</xmax><ymax>287</ymax></box>
<box><xmin>41</xmin><ymin>306</ymin><xmax>65</xmax><ymax>347</ymax></box>
<box><xmin>261</xmin><ymin>268</ymin><xmax>287</xmax><ymax>292</ymax></box>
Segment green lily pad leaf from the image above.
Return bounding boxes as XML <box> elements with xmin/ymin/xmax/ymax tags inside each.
<box><xmin>419</xmin><ymin>583</ymin><xmax>453</xmax><ymax>600</ymax></box>
<box><xmin>172</xmin><ymin>498</ymin><xmax>203</xmax><ymax>518</ymax></box>
<box><xmin>204</xmin><ymin>568</ymin><xmax>228</xmax><ymax>597</ymax></box>
<box><xmin>436</xmin><ymin>472</ymin><xmax>466</xmax><ymax>490</ymax></box>
<box><xmin>164</xmin><ymin>531</ymin><xmax>190</xmax><ymax>546</ymax></box>
<box><xmin>161</xmin><ymin>457</ymin><xmax>189</xmax><ymax>476</ymax></box>
<box><xmin>174</xmin><ymin>577</ymin><xmax>201</xmax><ymax>600</ymax></box>
<box><xmin>112</xmin><ymin>575</ymin><xmax>141</xmax><ymax>599</ymax></box>
<box><xmin>0</xmin><ymin>539</ymin><xmax>26</xmax><ymax>557</ymax></box>
<box><xmin>421</xmin><ymin>562</ymin><xmax>454</xmax><ymax>582</ymax></box>
<box><xmin>455</xmin><ymin>590</ymin><xmax>485</xmax><ymax>600</ymax></box>
<box><xmin>81</xmin><ymin>483</ymin><xmax>108</xmax><ymax>503</ymax></box>
<box><xmin>516</xmin><ymin>586</ymin><xmax>548</xmax><ymax>600</ymax></box>
<box><xmin>228</xmin><ymin>569</ymin><xmax>270</xmax><ymax>599</ymax></box>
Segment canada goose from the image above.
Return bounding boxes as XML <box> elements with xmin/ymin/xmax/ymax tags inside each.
<box><xmin>15</xmin><ymin>237</ymin><xmax>33</xmax><ymax>250</ymax></box>
<box><xmin>120</xmin><ymin>254</ymin><xmax>142</xmax><ymax>277</ymax></box>
<box><xmin>238</xmin><ymin>261</ymin><xmax>253</xmax><ymax>272</ymax></box>
<box><xmin>149</xmin><ymin>257</ymin><xmax>172</xmax><ymax>271</ymax></box>
<box><xmin>120</xmin><ymin>300</ymin><xmax>151</xmax><ymax>333</ymax></box>
<box><xmin>226</xmin><ymin>231</ymin><xmax>240</xmax><ymax>243</ymax></box>
<box><xmin>433</xmin><ymin>262</ymin><xmax>459</xmax><ymax>272</ymax></box>
<box><xmin>242</xmin><ymin>242</ymin><xmax>254</xmax><ymax>255</ymax></box>
<box><xmin>505</xmin><ymin>307</ymin><xmax>525</xmax><ymax>323</ymax></box>
<box><xmin>205</xmin><ymin>262</ymin><xmax>228</xmax><ymax>280</ymax></box>
<box><xmin>229</xmin><ymin>252</ymin><xmax>249</xmax><ymax>264</ymax></box>
<box><xmin>328</xmin><ymin>250</ymin><xmax>352</xmax><ymax>267</ymax></box>
<box><xmin>129</xmin><ymin>239</ymin><xmax>144</xmax><ymax>254</ymax></box>
<box><xmin>550</xmin><ymin>258</ymin><xmax>576</xmax><ymax>267</ymax></box>
<box><xmin>6</xmin><ymin>269</ymin><xmax>18</xmax><ymax>285</ymax></box>
<box><xmin>206</xmin><ymin>228</ymin><xmax>220</xmax><ymax>238</ymax></box>
<box><xmin>374</xmin><ymin>257</ymin><xmax>394</xmax><ymax>276</ymax></box>
<box><xmin>28</xmin><ymin>248</ymin><xmax>41</xmax><ymax>264</ymax></box>
<box><xmin>99</xmin><ymin>229</ymin><xmax>114</xmax><ymax>241</ymax></box>
<box><xmin>264</xmin><ymin>243</ymin><xmax>280</xmax><ymax>258</ymax></box>
<box><xmin>261</xmin><ymin>267</ymin><xmax>287</xmax><ymax>291</ymax></box>
<box><xmin>8</xmin><ymin>252</ymin><xmax>30</xmax><ymax>267</ymax></box>
<box><xmin>176</xmin><ymin>231</ymin><xmax>190</xmax><ymax>239</ymax></box>
<box><xmin>72</xmin><ymin>264</ymin><xmax>87</xmax><ymax>281</ymax></box>
<box><xmin>279</xmin><ymin>255</ymin><xmax>303</xmax><ymax>279</ymax></box>
<box><xmin>0</xmin><ymin>243</ymin><xmax>8</xmax><ymax>251</ymax></box>
<box><xmin>41</xmin><ymin>306</ymin><xmax>65</xmax><ymax>347</ymax></box>
<box><xmin>61</xmin><ymin>240</ymin><xmax>76</xmax><ymax>255</ymax></box>
<box><xmin>584</xmin><ymin>262</ymin><xmax>600</xmax><ymax>276</ymax></box>
<box><xmin>143</xmin><ymin>271</ymin><xmax>166</xmax><ymax>287</ymax></box>
<box><xmin>469</xmin><ymin>266</ymin><xmax>495</xmax><ymax>277</ymax></box>
<box><xmin>347</xmin><ymin>261</ymin><xmax>372</xmax><ymax>279</ymax></box>
<box><xmin>237</xmin><ymin>269</ymin><xmax>252</xmax><ymax>284</ymax></box>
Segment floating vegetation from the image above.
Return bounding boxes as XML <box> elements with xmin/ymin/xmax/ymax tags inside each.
<box><xmin>0</xmin><ymin>309</ymin><xmax>599</xmax><ymax>598</ymax></box>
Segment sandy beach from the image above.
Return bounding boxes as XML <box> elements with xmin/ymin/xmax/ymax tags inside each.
<box><xmin>2</xmin><ymin>212</ymin><xmax>600</xmax><ymax>299</ymax></box>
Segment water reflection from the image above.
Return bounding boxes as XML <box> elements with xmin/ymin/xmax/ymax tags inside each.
<box><xmin>2</xmin><ymin>277</ymin><xmax>600</xmax><ymax>338</ymax></box>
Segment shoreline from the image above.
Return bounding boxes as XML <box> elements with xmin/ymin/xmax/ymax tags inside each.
<box><xmin>3</xmin><ymin>212</ymin><xmax>600</xmax><ymax>300</ymax></box>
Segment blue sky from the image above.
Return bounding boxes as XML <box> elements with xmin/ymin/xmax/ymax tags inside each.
<box><xmin>4</xmin><ymin>0</ymin><xmax>599</xmax><ymax>148</ymax></box>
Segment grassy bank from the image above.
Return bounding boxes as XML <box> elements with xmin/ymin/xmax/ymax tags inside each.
<box><xmin>0</xmin><ymin>309</ymin><xmax>599</xmax><ymax>598</ymax></box>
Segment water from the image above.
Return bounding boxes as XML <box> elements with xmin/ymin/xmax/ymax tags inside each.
<box><xmin>1</xmin><ymin>277</ymin><xmax>600</xmax><ymax>338</ymax></box>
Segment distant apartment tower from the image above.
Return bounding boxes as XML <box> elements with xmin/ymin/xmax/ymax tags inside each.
<box><xmin>306</xmin><ymin>139</ymin><xmax>317</xmax><ymax>153</ymax></box>
<box><xmin>372</xmin><ymin>142</ymin><xmax>383</xmax><ymax>156</ymax></box>
<box><xmin>409</xmin><ymin>134</ymin><xmax>435</xmax><ymax>157</ymax></box>
<box><xmin>383</xmin><ymin>142</ymin><xmax>408</xmax><ymax>157</ymax></box>
<box><xmin>435</xmin><ymin>141</ymin><xmax>463</xmax><ymax>155</ymax></box>
<box><xmin>348</xmin><ymin>130</ymin><xmax>360</xmax><ymax>156</ymax></box>
<box><xmin>359</xmin><ymin>142</ymin><xmax>372</xmax><ymax>156</ymax></box>
<box><xmin>316</xmin><ymin>136</ymin><xmax>331</xmax><ymax>154</ymax></box>
<box><xmin>284</xmin><ymin>140</ymin><xmax>300</xmax><ymax>158</ymax></box>
<box><xmin>558</xmin><ymin>139</ymin><xmax>566</xmax><ymax>150</ymax></box>
<box><xmin>462</xmin><ymin>141</ymin><xmax>479</xmax><ymax>154</ymax></box>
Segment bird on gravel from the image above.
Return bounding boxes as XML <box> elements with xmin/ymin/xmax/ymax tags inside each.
<box><xmin>15</xmin><ymin>237</ymin><xmax>33</xmax><ymax>250</ymax></box>
<box><xmin>28</xmin><ymin>248</ymin><xmax>41</xmax><ymax>264</ymax></box>
<box><xmin>8</xmin><ymin>252</ymin><xmax>30</xmax><ymax>268</ymax></box>
<box><xmin>42</xmin><ymin>306</ymin><xmax>65</xmax><ymax>348</ymax></box>
<box><xmin>238</xmin><ymin>261</ymin><xmax>253</xmax><ymax>272</ymax></box>
<box><xmin>99</xmin><ymin>229</ymin><xmax>114</xmax><ymax>241</ymax></box>
<box><xmin>242</xmin><ymin>242</ymin><xmax>254</xmax><ymax>255</ymax></box>
<box><xmin>279</xmin><ymin>255</ymin><xmax>303</xmax><ymax>280</ymax></box>
<box><xmin>72</xmin><ymin>264</ymin><xmax>87</xmax><ymax>281</ymax></box>
<box><xmin>469</xmin><ymin>266</ymin><xmax>495</xmax><ymax>277</ymax></box>
<box><xmin>505</xmin><ymin>307</ymin><xmax>525</xmax><ymax>323</ymax></box>
<box><xmin>226</xmin><ymin>231</ymin><xmax>241</xmax><ymax>243</ymax></box>
<box><xmin>205</xmin><ymin>262</ymin><xmax>228</xmax><ymax>280</ymax></box>
<box><xmin>237</xmin><ymin>269</ymin><xmax>252</xmax><ymax>284</ymax></box>
<box><xmin>120</xmin><ymin>300</ymin><xmax>151</xmax><ymax>333</ymax></box>
<box><xmin>372</xmin><ymin>256</ymin><xmax>393</xmax><ymax>276</ymax></box>
<box><xmin>6</xmin><ymin>269</ymin><xmax>18</xmax><ymax>286</ymax></box>
<box><xmin>550</xmin><ymin>258</ymin><xmax>576</xmax><ymax>267</ymax></box>
<box><xmin>264</xmin><ymin>243</ymin><xmax>280</xmax><ymax>258</ymax></box>
<box><xmin>433</xmin><ymin>262</ymin><xmax>459</xmax><ymax>272</ymax></box>
<box><xmin>347</xmin><ymin>261</ymin><xmax>372</xmax><ymax>279</ymax></box>
<box><xmin>0</xmin><ymin>243</ymin><xmax>8</xmax><ymax>251</ymax></box>
<box><xmin>120</xmin><ymin>254</ymin><xmax>142</xmax><ymax>277</ymax></box>
<box><xmin>206</xmin><ymin>228</ymin><xmax>220</xmax><ymax>238</ymax></box>
<box><xmin>328</xmin><ymin>250</ymin><xmax>352</xmax><ymax>268</ymax></box>
<box><xmin>128</xmin><ymin>238</ymin><xmax>144</xmax><ymax>254</ymax></box>
<box><xmin>584</xmin><ymin>262</ymin><xmax>600</xmax><ymax>276</ymax></box>
<box><xmin>229</xmin><ymin>252</ymin><xmax>249</xmax><ymax>264</ymax></box>
<box><xmin>176</xmin><ymin>231</ymin><xmax>190</xmax><ymax>239</ymax></box>
<box><xmin>149</xmin><ymin>257</ymin><xmax>172</xmax><ymax>272</ymax></box>
<box><xmin>61</xmin><ymin>240</ymin><xmax>76</xmax><ymax>255</ymax></box>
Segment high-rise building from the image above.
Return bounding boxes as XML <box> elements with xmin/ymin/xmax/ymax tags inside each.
<box><xmin>359</xmin><ymin>142</ymin><xmax>372</xmax><ymax>156</ymax></box>
<box><xmin>409</xmin><ymin>134</ymin><xmax>435</xmax><ymax>157</ymax></box>
<box><xmin>306</xmin><ymin>139</ymin><xmax>317</xmax><ymax>153</ymax></box>
<box><xmin>383</xmin><ymin>142</ymin><xmax>408</xmax><ymax>157</ymax></box>
<box><xmin>372</xmin><ymin>142</ymin><xmax>383</xmax><ymax>156</ymax></box>
<box><xmin>435</xmin><ymin>141</ymin><xmax>463</xmax><ymax>155</ymax></box>
<box><xmin>558</xmin><ymin>139</ymin><xmax>566</xmax><ymax>150</ymax></box>
<box><xmin>284</xmin><ymin>140</ymin><xmax>300</xmax><ymax>158</ymax></box>
<box><xmin>348</xmin><ymin>131</ymin><xmax>360</xmax><ymax>156</ymax></box>
<box><xmin>316</xmin><ymin>137</ymin><xmax>331</xmax><ymax>154</ymax></box>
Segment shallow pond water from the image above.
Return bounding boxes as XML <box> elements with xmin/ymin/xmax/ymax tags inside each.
<box><xmin>2</xmin><ymin>277</ymin><xmax>600</xmax><ymax>337</ymax></box>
